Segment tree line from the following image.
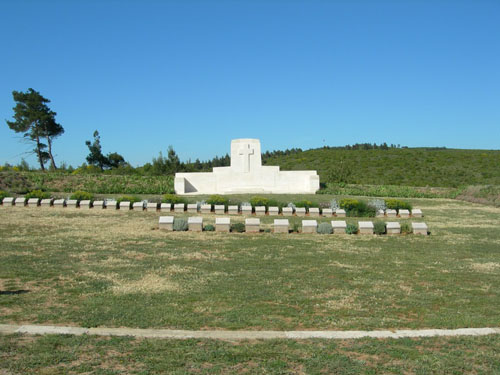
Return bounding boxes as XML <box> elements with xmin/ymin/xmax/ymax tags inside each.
<box><xmin>5</xmin><ymin>88</ymin><xmax>421</xmax><ymax>175</ymax></box>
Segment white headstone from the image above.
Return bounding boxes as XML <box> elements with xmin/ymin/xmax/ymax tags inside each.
<box><xmin>160</xmin><ymin>203</ymin><xmax>171</xmax><ymax>211</ymax></box>
<box><xmin>282</xmin><ymin>207</ymin><xmax>293</xmax><ymax>216</ymax></box>
<box><xmin>335</xmin><ymin>209</ymin><xmax>346</xmax><ymax>217</ymax></box>
<box><xmin>93</xmin><ymin>200</ymin><xmax>105</xmax><ymax>209</ymax></box>
<box><xmin>255</xmin><ymin>206</ymin><xmax>266</xmax><ymax>216</ymax></box>
<box><xmin>399</xmin><ymin>209</ymin><xmax>410</xmax><ymax>218</ymax></box>
<box><xmin>359</xmin><ymin>221</ymin><xmax>374</xmax><ymax>234</ymax></box>
<box><xmin>187</xmin><ymin>203</ymin><xmax>198</xmax><ymax>213</ymax></box>
<box><xmin>215</xmin><ymin>217</ymin><xmax>231</xmax><ymax>232</ymax></box>
<box><xmin>188</xmin><ymin>216</ymin><xmax>203</xmax><ymax>231</ymax></box>
<box><xmin>274</xmin><ymin>219</ymin><xmax>289</xmax><ymax>233</ymax></box>
<box><xmin>214</xmin><ymin>205</ymin><xmax>225</xmax><ymax>214</ymax></box>
<box><xmin>411</xmin><ymin>209</ymin><xmax>423</xmax><ymax>217</ymax></box>
<box><xmin>15</xmin><ymin>197</ymin><xmax>26</xmax><ymax>206</ymax></box>
<box><xmin>331</xmin><ymin>220</ymin><xmax>347</xmax><ymax>234</ymax></box>
<box><xmin>412</xmin><ymin>222</ymin><xmax>428</xmax><ymax>235</ymax></box>
<box><xmin>386</xmin><ymin>222</ymin><xmax>400</xmax><ymax>235</ymax></box>
<box><xmin>147</xmin><ymin>202</ymin><xmax>159</xmax><ymax>211</ymax></box>
<box><xmin>302</xmin><ymin>220</ymin><xmax>317</xmax><ymax>233</ymax></box>
<box><xmin>245</xmin><ymin>218</ymin><xmax>260</xmax><ymax>232</ymax></box>
<box><xmin>228</xmin><ymin>205</ymin><xmax>239</xmax><ymax>214</ymax></box>
<box><xmin>268</xmin><ymin>206</ymin><xmax>279</xmax><ymax>215</ymax></box>
<box><xmin>2</xmin><ymin>197</ymin><xmax>14</xmax><ymax>205</ymax></box>
<box><xmin>159</xmin><ymin>216</ymin><xmax>174</xmax><ymax>231</ymax></box>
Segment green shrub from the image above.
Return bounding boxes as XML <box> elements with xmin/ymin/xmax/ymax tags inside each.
<box><xmin>70</xmin><ymin>190</ymin><xmax>94</xmax><ymax>201</ymax></box>
<box><xmin>173</xmin><ymin>218</ymin><xmax>188</xmax><ymax>231</ymax></box>
<box><xmin>267</xmin><ymin>199</ymin><xmax>284</xmax><ymax>209</ymax></box>
<box><xmin>292</xmin><ymin>223</ymin><xmax>300</xmax><ymax>233</ymax></box>
<box><xmin>206</xmin><ymin>195</ymin><xmax>229</xmax><ymax>208</ymax></box>
<box><xmin>264</xmin><ymin>228</ymin><xmax>271</xmax><ymax>233</ymax></box>
<box><xmin>346</xmin><ymin>223</ymin><xmax>358</xmax><ymax>235</ymax></box>
<box><xmin>25</xmin><ymin>189</ymin><xmax>51</xmax><ymax>199</ymax></box>
<box><xmin>317</xmin><ymin>222</ymin><xmax>333</xmax><ymax>234</ymax></box>
<box><xmin>373</xmin><ymin>221</ymin><xmax>386</xmax><ymax>235</ymax></box>
<box><xmin>294</xmin><ymin>200</ymin><xmax>317</xmax><ymax>209</ymax></box>
<box><xmin>385</xmin><ymin>199</ymin><xmax>412</xmax><ymax>211</ymax></box>
<box><xmin>117</xmin><ymin>195</ymin><xmax>141</xmax><ymax>203</ymax></box>
<box><xmin>162</xmin><ymin>194</ymin><xmax>188</xmax><ymax>204</ymax></box>
<box><xmin>231</xmin><ymin>222</ymin><xmax>245</xmax><ymax>233</ymax></box>
<box><xmin>250</xmin><ymin>196</ymin><xmax>269</xmax><ymax>208</ymax></box>
<box><xmin>348</xmin><ymin>200</ymin><xmax>376</xmax><ymax>217</ymax></box>
<box><xmin>339</xmin><ymin>198</ymin><xmax>359</xmax><ymax>211</ymax></box>
<box><xmin>400</xmin><ymin>222</ymin><xmax>412</xmax><ymax>234</ymax></box>
<box><xmin>0</xmin><ymin>190</ymin><xmax>8</xmax><ymax>201</ymax></box>
<box><xmin>204</xmin><ymin>224</ymin><xmax>215</xmax><ymax>232</ymax></box>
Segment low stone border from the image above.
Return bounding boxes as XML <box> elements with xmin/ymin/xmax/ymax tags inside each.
<box><xmin>0</xmin><ymin>324</ymin><xmax>498</xmax><ymax>340</ymax></box>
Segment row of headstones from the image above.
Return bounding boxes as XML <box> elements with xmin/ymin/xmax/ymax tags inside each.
<box><xmin>1</xmin><ymin>197</ymin><xmax>423</xmax><ymax>218</ymax></box>
<box><xmin>159</xmin><ymin>217</ymin><xmax>429</xmax><ymax>235</ymax></box>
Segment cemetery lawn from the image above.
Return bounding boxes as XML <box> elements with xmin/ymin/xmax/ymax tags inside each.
<box><xmin>1</xmin><ymin>197</ymin><xmax>499</xmax><ymax>332</ymax></box>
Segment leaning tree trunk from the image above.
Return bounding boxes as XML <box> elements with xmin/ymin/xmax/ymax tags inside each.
<box><xmin>46</xmin><ymin>136</ymin><xmax>57</xmax><ymax>170</ymax></box>
<box><xmin>35</xmin><ymin>136</ymin><xmax>45</xmax><ymax>171</ymax></box>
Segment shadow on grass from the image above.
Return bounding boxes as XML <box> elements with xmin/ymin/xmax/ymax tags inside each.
<box><xmin>0</xmin><ymin>290</ymin><xmax>29</xmax><ymax>295</ymax></box>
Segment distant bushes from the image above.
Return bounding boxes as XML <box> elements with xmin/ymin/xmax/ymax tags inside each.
<box><xmin>70</xmin><ymin>191</ymin><xmax>94</xmax><ymax>201</ymax></box>
<box><xmin>231</xmin><ymin>222</ymin><xmax>245</xmax><ymax>233</ymax></box>
<box><xmin>0</xmin><ymin>190</ymin><xmax>8</xmax><ymax>201</ymax></box>
<box><xmin>117</xmin><ymin>195</ymin><xmax>141</xmax><ymax>203</ymax></box>
<box><xmin>293</xmin><ymin>200</ymin><xmax>318</xmax><ymax>209</ymax></box>
<box><xmin>162</xmin><ymin>194</ymin><xmax>187</xmax><ymax>204</ymax></box>
<box><xmin>206</xmin><ymin>195</ymin><xmax>229</xmax><ymax>208</ymax></box>
<box><xmin>249</xmin><ymin>196</ymin><xmax>283</xmax><ymax>209</ymax></box>
<box><xmin>339</xmin><ymin>198</ymin><xmax>376</xmax><ymax>217</ymax></box>
<box><xmin>25</xmin><ymin>190</ymin><xmax>51</xmax><ymax>199</ymax></box>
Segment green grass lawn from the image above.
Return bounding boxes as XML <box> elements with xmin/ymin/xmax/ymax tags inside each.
<box><xmin>1</xmin><ymin>197</ymin><xmax>499</xmax><ymax>372</ymax></box>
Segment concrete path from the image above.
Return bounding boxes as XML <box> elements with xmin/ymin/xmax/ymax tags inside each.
<box><xmin>1</xmin><ymin>324</ymin><xmax>499</xmax><ymax>340</ymax></box>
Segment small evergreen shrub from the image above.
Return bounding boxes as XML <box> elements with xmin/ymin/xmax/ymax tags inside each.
<box><xmin>204</xmin><ymin>224</ymin><xmax>215</xmax><ymax>232</ymax></box>
<box><xmin>373</xmin><ymin>221</ymin><xmax>386</xmax><ymax>235</ymax></box>
<box><xmin>70</xmin><ymin>190</ymin><xmax>94</xmax><ymax>201</ymax></box>
<box><xmin>385</xmin><ymin>199</ymin><xmax>412</xmax><ymax>211</ymax></box>
<box><xmin>292</xmin><ymin>222</ymin><xmax>300</xmax><ymax>233</ymax></box>
<box><xmin>173</xmin><ymin>218</ymin><xmax>188</xmax><ymax>231</ymax></box>
<box><xmin>339</xmin><ymin>198</ymin><xmax>359</xmax><ymax>211</ymax></box>
<box><xmin>317</xmin><ymin>222</ymin><xmax>333</xmax><ymax>234</ymax></box>
<box><xmin>206</xmin><ymin>195</ymin><xmax>229</xmax><ymax>207</ymax></box>
<box><xmin>294</xmin><ymin>200</ymin><xmax>317</xmax><ymax>209</ymax></box>
<box><xmin>400</xmin><ymin>222</ymin><xmax>412</xmax><ymax>234</ymax></box>
<box><xmin>231</xmin><ymin>222</ymin><xmax>245</xmax><ymax>233</ymax></box>
<box><xmin>340</xmin><ymin>198</ymin><xmax>376</xmax><ymax>217</ymax></box>
<box><xmin>368</xmin><ymin>199</ymin><xmax>386</xmax><ymax>211</ymax></box>
<box><xmin>346</xmin><ymin>223</ymin><xmax>358</xmax><ymax>235</ymax></box>
<box><xmin>329</xmin><ymin>199</ymin><xmax>339</xmax><ymax>210</ymax></box>
<box><xmin>267</xmin><ymin>199</ymin><xmax>284</xmax><ymax>209</ymax></box>
<box><xmin>162</xmin><ymin>194</ymin><xmax>188</xmax><ymax>204</ymax></box>
<box><xmin>264</xmin><ymin>228</ymin><xmax>271</xmax><ymax>233</ymax></box>
<box><xmin>117</xmin><ymin>195</ymin><xmax>141</xmax><ymax>203</ymax></box>
<box><xmin>0</xmin><ymin>190</ymin><xmax>8</xmax><ymax>201</ymax></box>
<box><xmin>25</xmin><ymin>189</ymin><xmax>51</xmax><ymax>199</ymax></box>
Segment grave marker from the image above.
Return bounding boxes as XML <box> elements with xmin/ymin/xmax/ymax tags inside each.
<box><xmin>302</xmin><ymin>220</ymin><xmax>317</xmax><ymax>233</ymax></box>
<box><xmin>188</xmin><ymin>216</ymin><xmax>203</xmax><ymax>232</ymax></box>
<box><xmin>359</xmin><ymin>221</ymin><xmax>374</xmax><ymax>234</ymax></box>
<box><xmin>274</xmin><ymin>219</ymin><xmax>289</xmax><ymax>233</ymax></box>
<box><xmin>158</xmin><ymin>216</ymin><xmax>174</xmax><ymax>231</ymax></box>
<box><xmin>245</xmin><ymin>218</ymin><xmax>260</xmax><ymax>233</ymax></box>
<box><xmin>216</xmin><ymin>217</ymin><xmax>231</xmax><ymax>232</ymax></box>
<box><xmin>331</xmin><ymin>220</ymin><xmax>347</xmax><ymax>234</ymax></box>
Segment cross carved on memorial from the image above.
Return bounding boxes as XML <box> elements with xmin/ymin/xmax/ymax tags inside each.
<box><xmin>238</xmin><ymin>144</ymin><xmax>254</xmax><ymax>173</ymax></box>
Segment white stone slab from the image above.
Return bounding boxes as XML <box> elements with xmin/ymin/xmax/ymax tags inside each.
<box><xmin>295</xmin><ymin>207</ymin><xmax>306</xmax><ymax>216</ymax></box>
<box><xmin>158</xmin><ymin>216</ymin><xmax>174</xmax><ymax>231</ymax></box>
<box><xmin>200</xmin><ymin>204</ymin><xmax>212</xmax><ymax>214</ymax></box>
<box><xmin>268</xmin><ymin>206</ymin><xmax>279</xmax><ymax>215</ymax></box>
<box><xmin>160</xmin><ymin>203</ymin><xmax>171</xmax><ymax>211</ymax></box>
<box><xmin>119</xmin><ymin>201</ymin><xmax>131</xmax><ymax>210</ymax></box>
<box><xmin>53</xmin><ymin>199</ymin><xmax>65</xmax><ymax>207</ymax></box>
<box><xmin>359</xmin><ymin>221</ymin><xmax>374</xmax><ymax>234</ymax></box>
<box><xmin>335</xmin><ymin>209</ymin><xmax>346</xmax><ymax>217</ymax></box>
<box><xmin>228</xmin><ymin>205</ymin><xmax>239</xmax><ymax>214</ymax></box>
<box><xmin>386</xmin><ymin>209</ymin><xmax>397</xmax><ymax>217</ymax></box>
<box><xmin>2</xmin><ymin>197</ymin><xmax>14</xmax><ymax>205</ymax></box>
<box><xmin>27</xmin><ymin>198</ymin><xmax>40</xmax><ymax>206</ymax></box>
<box><xmin>132</xmin><ymin>202</ymin><xmax>144</xmax><ymax>210</ymax></box>
<box><xmin>174</xmin><ymin>203</ymin><xmax>185</xmax><ymax>213</ymax></box>
<box><xmin>274</xmin><ymin>219</ymin><xmax>289</xmax><ymax>233</ymax></box>
<box><xmin>215</xmin><ymin>217</ymin><xmax>231</xmax><ymax>232</ymax></box>
<box><xmin>302</xmin><ymin>220</ymin><xmax>317</xmax><ymax>233</ymax></box>
<box><xmin>66</xmin><ymin>199</ymin><xmax>78</xmax><ymax>208</ymax></box>
<box><xmin>105</xmin><ymin>200</ymin><xmax>118</xmax><ymax>209</ymax></box>
<box><xmin>93</xmin><ymin>200</ymin><xmax>105</xmax><ymax>209</ymax></box>
<box><xmin>241</xmin><ymin>205</ymin><xmax>252</xmax><ymax>215</ymax></box>
<box><xmin>411</xmin><ymin>209</ymin><xmax>423</xmax><ymax>217</ymax></box>
<box><xmin>14</xmin><ymin>197</ymin><xmax>26</xmax><ymax>206</ymax></box>
<box><xmin>376</xmin><ymin>209</ymin><xmax>385</xmax><ymax>218</ymax></box>
<box><xmin>147</xmin><ymin>202</ymin><xmax>159</xmax><ymax>211</ymax></box>
<box><xmin>187</xmin><ymin>203</ymin><xmax>198</xmax><ymax>213</ymax></box>
<box><xmin>282</xmin><ymin>207</ymin><xmax>293</xmax><ymax>216</ymax></box>
<box><xmin>308</xmin><ymin>207</ymin><xmax>320</xmax><ymax>217</ymax></box>
<box><xmin>399</xmin><ymin>209</ymin><xmax>410</xmax><ymax>218</ymax></box>
<box><xmin>214</xmin><ymin>205</ymin><xmax>225</xmax><ymax>214</ymax></box>
<box><xmin>386</xmin><ymin>222</ymin><xmax>400</xmax><ymax>235</ymax></box>
<box><xmin>331</xmin><ymin>220</ymin><xmax>347</xmax><ymax>234</ymax></box>
<box><xmin>175</xmin><ymin>138</ymin><xmax>320</xmax><ymax>195</ymax></box>
<box><xmin>255</xmin><ymin>206</ymin><xmax>266</xmax><ymax>216</ymax></box>
<box><xmin>188</xmin><ymin>216</ymin><xmax>203</xmax><ymax>231</ymax></box>
<box><xmin>412</xmin><ymin>222</ymin><xmax>428</xmax><ymax>235</ymax></box>
<box><xmin>40</xmin><ymin>198</ymin><xmax>53</xmax><ymax>207</ymax></box>
<box><xmin>245</xmin><ymin>218</ymin><xmax>260</xmax><ymax>233</ymax></box>
<box><xmin>79</xmin><ymin>200</ymin><xmax>91</xmax><ymax>209</ymax></box>
<box><xmin>322</xmin><ymin>208</ymin><xmax>333</xmax><ymax>216</ymax></box>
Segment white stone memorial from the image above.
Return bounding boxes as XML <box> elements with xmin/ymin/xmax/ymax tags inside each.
<box><xmin>386</xmin><ymin>209</ymin><xmax>397</xmax><ymax>218</ymax></box>
<box><xmin>309</xmin><ymin>207</ymin><xmax>320</xmax><ymax>217</ymax></box>
<box><xmin>200</xmin><ymin>204</ymin><xmax>212</xmax><ymax>214</ymax></box>
<box><xmin>79</xmin><ymin>200</ymin><xmax>91</xmax><ymax>209</ymax></box>
<box><xmin>302</xmin><ymin>220</ymin><xmax>317</xmax><ymax>233</ymax></box>
<box><xmin>66</xmin><ymin>199</ymin><xmax>78</xmax><ymax>208</ymax></box>
<box><xmin>282</xmin><ymin>207</ymin><xmax>293</xmax><ymax>216</ymax></box>
<box><xmin>27</xmin><ymin>198</ymin><xmax>40</xmax><ymax>207</ymax></box>
<box><xmin>215</xmin><ymin>217</ymin><xmax>231</xmax><ymax>232</ymax></box>
<box><xmin>40</xmin><ymin>198</ymin><xmax>53</xmax><ymax>207</ymax></box>
<box><xmin>158</xmin><ymin>216</ymin><xmax>174</xmax><ymax>231</ymax></box>
<box><xmin>268</xmin><ymin>206</ymin><xmax>279</xmax><ymax>216</ymax></box>
<box><xmin>214</xmin><ymin>205</ymin><xmax>225</xmax><ymax>214</ymax></box>
<box><xmin>274</xmin><ymin>219</ymin><xmax>289</xmax><ymax>233</ymax></box>
<box><xmin>188</xmin><ymin>216</ymin><xmax>203</xmax><ymax>232</ymax></box>
<box><xmin>411</xmin><ymin>209</ymin><xmax>423</xmax><ymax>218</ymax></box>
<box><xmin>399</xmin><ymin>209</ymin><xmax>410</xmax><ymax>218</ymax></box>
<box><xmin>359</xmin><ymin>221</ymin><xmax>374</xmax><ymax>235</ymax></box>
<box><xmin>2</xmin><ymin>197</ymin><xmax>14</xmax><ymax>206</ymax></box>
<box><xmin>175</xmin><ymin>139</ymin><xmax>319</xmax><ymax>194</ymax></box>
<box><xmin>331</xmin><ymin>220</ymin><xmax>347</xmax><ymax>234</ymax></box>
<box><xmin>228</xmin><ymin>205</ymin><xmax>239</xmax><ymax>214</ymax></box>
<box><xmin>295</xmin><ymin>207</ymin><xmax>306</xmax><ymax>216</ymax></box>
<box><xmin>105</xmin><ymin>200</ymin><xmax>118</xmax><ymax>209</ymax></box>
<box><xmin>322</xmin><ymin>208</ymin><xmax>333</xmax><ymax>216</ymax></box>
<box><xmin>119</xmin><ymin>201</ymin><xmax>131</xmax><ymax>210</ymax></box>
<box><xmin>335</xmin><ymin>209</ymin><xmax>346</xmax><ymax>217</ymax></box>
<box><xmin>147</xmin><ymin>202</ymin><xmax>159</xmax><ymax>211</ymax></box>
<box><xmin>412</xmin><ymin>222</ymin><xmax>428</xmax><ymax>235</ymax></box>
<box><xmin>376</xmin><ymin>209</ymin><xmax>385</xmax><ymax>218</ymax></box>
<box><xmin>174</xmin><ymin>203</ymin><xmax>185</xmax><ymax>213</ymax></box>
<box><xmin>241</xmin><ymin>205</ymin><xmax>252</xmax><ymax>215</ymax></box>
<box><xmin>386</xmin><ymin>222</ymin><xmax>400</xmax><ymax>235</ymax></box>
<box><xmin>15</xmin><ymin>197</ymin><xmax>26</xmax><ymax>206</ymax></box>
<box><xmin>133</xmin><ymin>202</ymin><xmax>144</xmax><ymax>211</ymax></box>
<box><xmin>53</xmin><ymin>199</ymin><xmax>65</xmax><ymax>208</ymax></box>
<box><xmin>255</xmin><ymin>206</ymin><xmax>266</xmax><ymax>216</ymax></box>
<box><xmin>187</xmin><ymin>203</ymin><xmax>198</xmax><ymax>213</ymax></box>
<box><xmin>160</xmin><ymin>203</ymin><xmax>171</xmax><ymax>211</ymax></box>
<box><xmin>93</xmin><ymin>200</ymin><xmax>105</xmax><ymax>209</ymax></box>
<box><xmin>245</xmin><ymin>218</ymin><xmax>260</xmax><ymax>233</ymax></box>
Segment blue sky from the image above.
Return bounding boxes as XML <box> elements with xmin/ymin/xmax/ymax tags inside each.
<box><xmin>1</xmin><ymin>0</ymin><xmax>499</xmax><ymax>167</ymax></box>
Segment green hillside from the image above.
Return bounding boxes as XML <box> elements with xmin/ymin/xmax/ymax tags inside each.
<box><xmin>264</xmin><ymin>147</ymin><xmax>500</xmax><ymax>187</ymax></box>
